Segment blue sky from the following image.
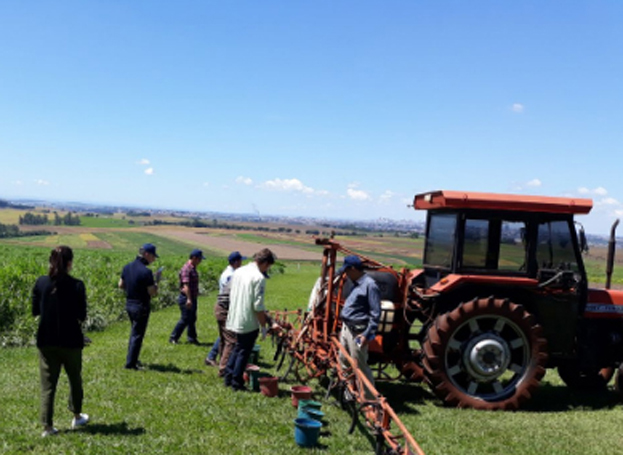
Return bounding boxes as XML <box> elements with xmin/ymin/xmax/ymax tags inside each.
<box><xmin>1</xmin><ymin>1</ymin><xmax>622</xmax><ymax>233</ymax></box>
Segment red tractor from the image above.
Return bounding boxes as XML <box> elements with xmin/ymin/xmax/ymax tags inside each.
<box><xmin>289</xmin><ymin>190</ymin><xmax>623</xmax><ymax>413</ymax></box>
<box><xmin>356</xmin><ymin>189</ymin><xmax>623</xmax><ymax>410</ymax></box>
<box><xmin>271</xmin><ymin>190</ymin><xmax>623</xmax><ymax>452</ymax></box>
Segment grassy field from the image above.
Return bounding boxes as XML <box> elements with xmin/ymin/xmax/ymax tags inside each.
<box><xmin>3</xmin><ymin>262</ymin><xmax>623</xmax><ymax>454</ymax></box>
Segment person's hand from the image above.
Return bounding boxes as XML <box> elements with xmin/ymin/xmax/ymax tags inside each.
<box><xmin>185</xmin><ymin>300</ymin><xmax>192</xmax><ymax>308</ymax></box>
<box><xmin>261</xmin><ymin>326</ymin><xmax>268</xmax><ymax>341</ymax></box>
<box><xmin>355</xmin><ymin>335</ymin><xmax>367</xmax><ymax>348</ymax></box>
<box><xmin>269</xmin><ymin>322</ymin><xmax>281</xmax><ymax>334</ymax></box>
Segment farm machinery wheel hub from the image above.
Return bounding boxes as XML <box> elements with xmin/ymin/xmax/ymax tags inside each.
<box><xmin>463</xmin><ymin>334</ymin><xmax>511</xmax><ymax>381</ymax></box>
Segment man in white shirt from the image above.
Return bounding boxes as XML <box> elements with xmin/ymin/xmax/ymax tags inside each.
<box><xmin>205</xmin><ymin>251</ymin><xmax>246</xmax><ymax>371</ymax></box>
<box><xmin>223</xmin><ymin>248</ymin><xmax>276</xmax><ymax>391</ymax></box>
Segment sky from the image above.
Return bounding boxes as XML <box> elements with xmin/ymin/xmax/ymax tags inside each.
<box><xmin>1</xmin><ymin>1</ymin><xmax>622</xmax><ymax>234</ymax></box>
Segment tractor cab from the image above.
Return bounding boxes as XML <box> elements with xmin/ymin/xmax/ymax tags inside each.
<box><xmin>414</xmin><ymin>190</ymin><xmax>592</xmax><ymax>290</ymax></box>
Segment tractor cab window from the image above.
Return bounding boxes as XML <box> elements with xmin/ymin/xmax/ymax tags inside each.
<box><xmin>499</xmin><ymin>221</ymin><xmax>528</xmax><ymax>272</ymax></box>
<box><xmin>462</xmin><ymin>219</ymin><xmax>489</xmax><ymax>268</ymax></box>
<box><xmin>461</xmin><ymin>218</ymin><xmax>527</xmax><ymax>272</ymax></box>
<box><xmin>424</xmin><ymin>213</ymin><xmax>457</xmax><ymax>268</ymax></box>
<box><xmin>536</xmin><ymin>220</ymin><xmax>579</xmax><ymax>272</ymax></box>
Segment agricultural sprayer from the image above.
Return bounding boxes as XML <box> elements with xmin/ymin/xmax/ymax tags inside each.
<box><xmin>271</xmin><ymin>190</ymin><xmax>623</xmax><ymax>454</ymax></box>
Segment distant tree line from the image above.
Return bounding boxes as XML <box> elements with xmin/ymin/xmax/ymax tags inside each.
<box><xmin>0</xmin><ymin>199</ymin><xmax>34</xmax><ymax>209</ymax></box>
<box><xmin>19</xmin><ymin>211</ymin><xmax>81</xmax><ymax>226</ymax></box>
<box><xmin>127</xmin><ymin>210</ymin><xmax>151</xmax><ymax>217</ymax></box>
<box><xmin>0</xmin><ymin>222</ymin><xmax>55</xmax><ymax>238</ymax></box>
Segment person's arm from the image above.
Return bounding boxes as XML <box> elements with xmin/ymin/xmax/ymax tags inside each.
<box><xmin>76</xmin><ymin>280</ymin><xmax>87</xmax><ymax>322</ymax></box>
<box><xmin>253</xmin><ymin>278</ymin><xmax>267</xmax><ymax>326</ymax></box>
<box><xmin>148</xmin><ymin>284</ymin><xmax>158</xmax><ymax>298</ymax></box>
<box><xmin>256</xmin><ymin>310</ymin><xmax>268</xmax><ymax>326</ymax></box>
<box><xmin>362</xmin><ymin>282</ymin><xmax>381</xmax><ymax>342</ymax></box>
<box><xmin>118</xmin><ymin>278</ymin><xmax>125</xmax><ymax>290</ymax></box>
<box><xmin>147</xmin><ymin>269</ymin><xmax>158</xmax><ymax>298</ymax></box>
<box><xmin>32</xmin><ymin>279</ymin><xmax>41</xmax><ymax>317</ymax></box>
<box><xmin>181</xmin><ymin>283</ymin><xmax>191</xmax><ymax>307</ymax></box>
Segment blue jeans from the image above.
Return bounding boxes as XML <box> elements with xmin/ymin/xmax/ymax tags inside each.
<box><xmin>126</xmin><ymin>302</ymin><xmax>150</xmax><ymax>368</ymax></box>
<box><xmin>224</xmin><ymin>329</ymin><xmax>259</xmax><ymax>390</ymax></box>
<box><xmin>207</xmin><ymin>337</ymin><xmax>220</xmax><ymax>361</ymax></box>
<box><xmin>170</xmin><ymin>294</ymin><xmax>198</xmax><ymax>342</ymax></box>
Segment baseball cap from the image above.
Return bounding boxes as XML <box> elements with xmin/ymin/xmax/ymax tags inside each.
<box><xmin>338</xmin><ymin>255</ymin><xmax>363</xmax><ymax>274</ymax></box>
<box><xmin>190</xmin><ymin>249</ymin><xmax>206</xmax><ymax>259</ymax></box>
<box><xmin>142</xmin><ymin>243</ymin><xmax>159</xmax><ymax>258</ymax></box>
<box><xmin>228</xmin><ymin>251</ymin><xmax>246</xmax><ymax>263</ymax></box>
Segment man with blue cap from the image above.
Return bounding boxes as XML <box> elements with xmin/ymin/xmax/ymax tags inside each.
<box><xmin>338</xmin><ymin>255</ymin><xmax>381</xmax><ymax>398</ymax></box>
<box><xmin>169</xmin><ymin>249</ymin><xmax>206</xmax><ymax>345</ymax></box>
<box><xmin>205</xmin><ymin>251</ymin><xmax>246</xmax><ymax>373</ymax></box>
<box><xmin>119</xmin><ymin>243</ymin><xmax>161</xmax><ymax>370</ymax></box>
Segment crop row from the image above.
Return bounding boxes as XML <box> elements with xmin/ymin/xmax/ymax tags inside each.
<box><xmin>0</xmin><ymin>245</ymin><xmax>227</xmax><ymax>347</ymax></box>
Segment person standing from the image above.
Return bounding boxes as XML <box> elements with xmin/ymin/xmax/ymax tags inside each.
<box><xmin>169</xmin><ymin>249</ymin><xmax>205</xmax><ymax>345</ymax></box>
<box><xmin>32</xmin><ymin>246</ymin><xmax>89</xmax><ymax>437</ymax></box>
<box><xmin>119</xmin><ymin>243</ymin><xmax>160</xmax><ymax>370</ymax></box>
<box><xmin>205</xmin><ymin>251</ymin><xmax>246</xmax><ymax>368</ymax></box>
<box><xmin>223</xmin><ymin>248</ymin><xmax>276</xmax><ymax>391</ymax></box>
<box><xmin>338</xmin><ymin>255</ymin><xmax>381</xmax><ymax>399</ymax></box>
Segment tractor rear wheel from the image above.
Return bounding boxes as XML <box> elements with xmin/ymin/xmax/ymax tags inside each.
<box><xmin>422</xmin><ymin>297</ymin><xmax>548</xmax><ymax>410</ymax></box>
<box><xmin>558</xmin><ymin>364</ymin><xmax>614</xmax><ymax>390</ymax></box>
<box><xmin>614</xmin><ymin>365</ymin><xmax>623</xmax><ymax>396</ymax></box>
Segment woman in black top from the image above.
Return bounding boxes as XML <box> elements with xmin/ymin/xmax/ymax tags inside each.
<box><xmin>32</xmin><ymin>246</ymin><xmax>89</xmax><ymax>437</ymax></box>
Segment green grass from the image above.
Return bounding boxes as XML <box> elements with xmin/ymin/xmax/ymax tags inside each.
<box><xmin>3</xmin><ymin>262</ymin><xmax>623</xmax><ymax>454</ymax></box>
<box><xmin>79</xmin><ymin>217</ymin><xmax>133</xmax><ymax>228</ymax></box>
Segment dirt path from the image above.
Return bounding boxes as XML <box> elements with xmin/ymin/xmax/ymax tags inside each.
<box><xmin>156</xmin><ymin>229</ymin><xmax>322</xmax><ymax>261</ymax></box>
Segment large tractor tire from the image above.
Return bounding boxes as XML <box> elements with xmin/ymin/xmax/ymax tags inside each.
<box><xmin>558</xmin><ymin>364</ymin><xmax>614</xmax><ymax>390</ymax></box>
<box><xmin>422</xmin><ymin>297</ymin><xmax>548</xmax><ymax>410</ymax></box>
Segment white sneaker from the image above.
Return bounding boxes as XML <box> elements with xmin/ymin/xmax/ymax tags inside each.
<box><xmin>71</xmin><ymin>413</ymin><xmax>89</xmax><ymax>429</ymax></box>
<box><xmin>41</xmin><ymin>427</ymin><xmax>59</xmax><ymax>437</ymax></box>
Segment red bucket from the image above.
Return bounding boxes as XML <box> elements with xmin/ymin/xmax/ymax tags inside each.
<box><xmin>290</xmin><ymin>385</ymin><xmax>312</xmax><ymax>407</ymax></box>
<box><xmin>259</xmin><ymin>376</ymin><xmax>279</xmax><ymax>397</ymax></box>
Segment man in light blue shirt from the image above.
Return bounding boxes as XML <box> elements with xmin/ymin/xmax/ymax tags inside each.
<box><xmin>338</xmin><ymin>255</ymin><xmax>381</xmax><ymax>399</ymax></box>
<box><xmin>205</xmin><ymin>251</ymin><xmax>246</xmax><ymax>368</ymax></box>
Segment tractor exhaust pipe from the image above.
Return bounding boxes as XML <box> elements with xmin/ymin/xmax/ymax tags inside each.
<box><xmin>606</xmin><ymin>219</ymin><xmax>620</xmax><ymax>289</ymax></box>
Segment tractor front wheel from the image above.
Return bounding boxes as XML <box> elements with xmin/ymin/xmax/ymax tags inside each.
<box><xmin>422</xmin><ymin>297</ymin><xmax>548</xmax><ymax>410</ymax></box>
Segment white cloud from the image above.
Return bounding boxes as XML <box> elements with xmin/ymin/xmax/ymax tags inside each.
<box><xmin>262</xmin><ymin>178</ymin><xmax>314</xmax><ymax>194</ymax></box>
<box><xmin>598</xmin><ymin>197</ymin><xmax>619</xmax><ymax>206</ymax></box>
<box><xmin>13</xmin><ymin>180</ymin><xmax>23</xmax><ymax>185</ymax></box>
<box><xmin>511</xmin><ymin>103</ymin><xmax>524</xmax><ymax>113</ymax></box>
<box><xmin>513</xmin><ymin>179</ymin><xmax>542</xmax><ymax>191</ymax></box>
<box><xmin>347</xmin><ymin>188</ymin><xmax>371</xmax><ymax>201</ymax></box>
<box><xmin>144</xmin><ymin>168</ymin><xmax>154</xmax><ymax>175</ymax></box>
<box><xmin>236</xmin><ymin>176</ymin><xmax>253</xmax><ymax>186</ymax></box>
<box><xmin>379</xmin><ymin>190</ymin><xmax>395</xmax><ymax>202</ymax></box>
<box><xmin>203</xmin><ymin>182</ymin><xmax>209</xmax><ymax>187</ymax></box>
<box><xmin>615</xmin><ymin>210</ymin><xmax>623</xmax><ymax>217</ymax></box>
<box><xmin>138</xmin><ymin>159</ymin><xmax>150</xmax><ymax>165</ymax></box>
<box><xmin>578</xmin><ymin>186</ymin><xmax>608</xmax><ymax>196</ymax></box>
<box><xmin>35</xmin><ymin>179</ymin><xmax>49</xmax><ymax>185</ymax></box>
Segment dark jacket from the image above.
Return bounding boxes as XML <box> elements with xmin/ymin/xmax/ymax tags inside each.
<box><xmin>32</xmin><ymin>274</ymin><xmax>87</xmax><ymax>349</ymax></box>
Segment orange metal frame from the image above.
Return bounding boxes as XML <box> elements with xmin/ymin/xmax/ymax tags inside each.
<box><xmin>413</xmin><ymin>190</ymin><xmax>593</xmax><ymax>214</ymax></box>
<box><xmin>270</xmin><ymin>238</ymin><xmax>425</xmax><ymax>454</ymax></box>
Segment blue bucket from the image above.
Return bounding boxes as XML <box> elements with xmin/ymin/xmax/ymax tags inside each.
<box><xmin>294</xmin><ymin>418</ymin><xmax>322</xmax><ymax>447</ymax></box>
<box><xmin>297</xmin><ymin>408</ymin><xmax>325</xmax><ymax>422</ymax></box>
<box><xmin>297</xmin><ymin>399</ymin><xmax>322</xmax><ymax>411</ymax></box>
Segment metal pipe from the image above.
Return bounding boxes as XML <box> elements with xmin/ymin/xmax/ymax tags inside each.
<box><xmin>606</xmin><ymin>219</ymin><xmax>620</xmax><ymax>289</ymax></box>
